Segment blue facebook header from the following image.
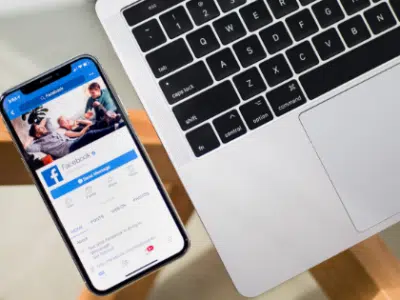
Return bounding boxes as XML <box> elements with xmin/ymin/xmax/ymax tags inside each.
<box><xmin>3</xmin><ymin>58</ymin><xmax>101</xmax><ymax>120</ymax></box>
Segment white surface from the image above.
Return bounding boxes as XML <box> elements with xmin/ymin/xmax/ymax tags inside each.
<box><xmin>301</xmin><ymin>64</ymin><xmax>400</xmax><ymax>231</ymax></box>
<box><xmin>97</xmin><ymin>0</ymin><xmax>400</xmax><ymax>297</ymax></box>
<box><xmin>0</xmin><ymin>1</ymin><xmax>142</xmax><ymax>111</ymax></box>
<box><xmin>0</xmin><ymin>185</ymin><xmax>328</xmax><ymax>300</ymax></box>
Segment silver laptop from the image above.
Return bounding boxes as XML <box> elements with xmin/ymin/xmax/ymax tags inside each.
<box><xmin>96</xmin><ymin>0</ymin><xmax>400</xmax><ymax>296</ymax></box>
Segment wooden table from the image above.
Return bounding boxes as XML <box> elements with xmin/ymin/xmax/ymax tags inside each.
<box><xmin>1</xmin><ymin>110</ymin><xmax>399</xmax><ymax>300</ymax></box>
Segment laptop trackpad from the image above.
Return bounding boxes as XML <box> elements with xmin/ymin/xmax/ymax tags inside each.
<box><xmin>300</xmin><ymin>65</ymin><xmax>400</xmax><ymax>231</ymax></box>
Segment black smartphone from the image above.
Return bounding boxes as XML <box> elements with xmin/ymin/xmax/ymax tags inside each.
<box><xmin>0</xmin><ymin>55</ymin><xmax>189</xmax><ymax>295</ymax></box>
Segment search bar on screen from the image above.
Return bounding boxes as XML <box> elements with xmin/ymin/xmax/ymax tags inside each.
<box><xmin>19</xmin><ymin>75</ymin><xmax>85</xmax><ymax>112</ymax></box>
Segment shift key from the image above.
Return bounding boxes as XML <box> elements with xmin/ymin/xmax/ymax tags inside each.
<box><xmin>160</xmin><ymin>62</ymin><xmax>213</xmax><ymax>104</ymax></box>
<box><xmin>173</xmin><ymin>81</ymin><xmax>241</xmax><ymax>130</ymax></box>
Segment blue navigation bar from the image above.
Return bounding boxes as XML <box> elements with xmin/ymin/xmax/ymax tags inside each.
<box><xmin>3</xmin><ymin>58</ymin><xmax>101</xmax><ymax>120</ymax></box>
<box><xmin>51</xmin><ymin>150</ymin><xmax>138</xmax><ymax>199</ymax></box>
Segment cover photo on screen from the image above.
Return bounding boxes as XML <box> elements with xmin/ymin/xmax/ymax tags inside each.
<box><xmin>12</xmin><ymin>77</ymin><xmax>125</xmax><ymax>171</ymax></box>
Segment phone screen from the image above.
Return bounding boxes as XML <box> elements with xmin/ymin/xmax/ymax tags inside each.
<box><xmin>1</xmin><ymin>57</ymin><xmax>188</xmax><ymax>293</ymax></box>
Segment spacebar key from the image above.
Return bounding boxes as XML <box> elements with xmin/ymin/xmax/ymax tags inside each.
<box><xmin>173</xmin><ymin>81</ymin><xmax>241</xmax><ymax>130</ymax></box>
<box><xmin>300</xmin><ymin>27</ymin><xmax>400</xmax><ymax>100</ymax></box>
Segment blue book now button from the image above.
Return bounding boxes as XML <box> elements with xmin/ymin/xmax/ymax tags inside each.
<box><xmin>51</xmin><ymin>150</ymin><xmax>138</xmax><ymax>199</ymax></box>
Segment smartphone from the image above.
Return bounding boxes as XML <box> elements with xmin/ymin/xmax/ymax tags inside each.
<box><xmin>0</xmin><ymin>55</ymin><xmax>189</xmax><ymax>295</ymax></box>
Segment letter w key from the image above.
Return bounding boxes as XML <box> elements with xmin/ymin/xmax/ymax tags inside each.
<box><xmin>214</xmin><ymin>12</ymin><xmax>246</xmax><ymax>45</ymax></box>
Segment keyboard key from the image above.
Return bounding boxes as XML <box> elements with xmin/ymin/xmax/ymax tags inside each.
<box><xmin>286</xmin><ymin>41</ymin><xmax>319</xmax><ymax>73</ymax></box>
<box><xmin>312</xmin><ymin>0</ymin><xmax>345</xmax><ymax>28</ymax></box>
<box><xmin>187</xmin><ymin>25</ymin><xmax>220</xmax><ymax>58</ymax></box>
<box><xmin>340</xmin><ymin>0</ymin><xmax>370</xmax><ymax>15</ymax></box>
<box><xmin>299</xmin><ymin>0</ymin><xmax>317</xmax><ymax>5</ymax></box>
<box><xmin>173</xmin><ymin>81</ymin><xmax>241</xmax><ymax>130</ymax></box>
<box><xmin>300</xmin><ymin>26</ymin><xmax>400</xmax><ymax>100</ymax></box>
<box><xmin>266</xmin><ymin>80</ymin><xmax>306</xmax><ymax>116</ymax></box>
<box><xmin>186</xmin><ymin>124</ymin><xmax>220</xmax><ymax>157</ymax></box>
<box><xmin>159</xmin><ymin>62</ymin><xmax>213</xmax><ymax>104</ymax></box>
<box><xmin>390</xmin><ymin>0</ymin><xmax>400</xmax><ymax>19</ymax></box>
<box><xmin>146</xmin><ymin>39</ymin><xmax>193</xmax><ymax>78</ymax></box>
<box><xmin>266</xmin><ymin>0</ymin><xmax>300</xmax><ymax>18</ymax></box>
<box><xmin>259</xmin><ymin>54</ymin><xmax>293</xmax><ymax>87</ymax></box>
<box><xmin>187</xmin><ymin>0</ymin><xmax>220</xmax><ymax>26</ymax></box>
<box><xmin>259</xmin><ymin>22</ymin><xmax>293</xmax><ymax>54</ymax></box>
<box><xmin>132</xmin><ymin>19</ymin><xmax>166</xmax><ymax>52</ymax></box>
<box><xmin>160</xmin><ymin>6</ymin><xmax>194</xmax><ymax>39</ymax></box>
<box><xmin>239</xmin><ymin>97</ymin><xmax>273</xmax><ymax>129</ymax></box>
<box><xmin>217</xmin><ymin>0</ymin><xmax>246</xmax><ymax>12</ymax></box>
<box><xmin>233</xmin><ymin>67</ymin><xmax>267</xmax><ymax>100</ymax></box>
<box><xmin>233</xmin><ymin>35</ymin><xmax>267</xmax><ymax>68</ymax></box>
<box><xmin>338</xmin><ymin>16</ymin><xmax>371</xmax><ymax>48</ymax></box>
<box><xmin>364</xmin><ymin>3</ymin><xmax>396</xmax><ymax>34</ymax></box>
<box><xmin>124</xmin><ymin>0</ymin><xmax>184</xmax><ymax>26</ymax></box>
<box><xmin>206</xmin><ymin>48</ymin><xmax>240</xmax><ymax>80</ymax></box>
<box><xmin>213</xmin><ymin>110</ymin><xmax>247</xmax><ymax>143</ymax></box>
<box><xmin>312</xmin><ymin>28</ymin><xmax>345</xmax><ymax>60</ymax></box>
<box><xmin>213</xmin><ymin>12</ymin><xmax>247</xmax><ymax>45</ymax></box>
<box><xmin>286</xmin><ymin>9</ymin><xmax>319</xmax><ymax>41</ymax></box>
<box><xmin>240</xmin><ymin>0</ymin><xmax>273</xmax><ymax>32</ymax></box>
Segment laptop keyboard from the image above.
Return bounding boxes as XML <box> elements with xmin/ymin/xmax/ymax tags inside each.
<box><xmin>124</xmin><ymin>0</ymin><xmax>400</xmax><ymax>157</ymax></box>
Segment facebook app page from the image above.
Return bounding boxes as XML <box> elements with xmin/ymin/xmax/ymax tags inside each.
<box><xmin>3</xmin><ymin>58</ymin><xmax>186</xmax><ymax>291</ymax></box>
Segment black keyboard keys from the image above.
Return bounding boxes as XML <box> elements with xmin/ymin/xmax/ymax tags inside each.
<box><xmin>187</xmin><ymin>25</ymin><xmax>220</xmax><ymax>58</ymax></box>
<box><xmin>160</xmin><ymin>6</ymin><xmax>193</xmax><ymax>39</ymax></box>
<box><xmin>206</xmin><ymin>48</ymin><xmax>240</xmax><ymax>80</ymax></box>
<box><xmin>133</xmin><ymin>19</ymin><xmax>166</xmax><ymax>52</ymax></box>
<box><xmin>340</xmin><ymin>0</ymin><xmax>370</xmax><ymax>15</ymax></box>
<box><xmin>187</xmin><ymin>0</ymin><xmax>220</xmax><ymax>25</ymax></box>
<box><xmin>159</xmin><ymin>62</ymin><xmax>213</xmax><ymax>104</ymax></box>
<box><xmin>364</xmin><ymin>3</ymin><xmax>396</xmax><ymax>34</ymax></box>
<box><xmin>286</xmin><ymin>41</ymin><xmax>319</xmax><ymax>73</ymax></box>
<box><xmin>390</xmin><ymin>0</ymin><xmax>400</xmax><ymax>20</ymax></box>
<box><xmin>213</xmin><ymin>110</ymin><xmax>247</xmax><ymax>143</ymax></box>
<box><xmin>266</xmin><ymin>0</ymin><xmax>299</xmax><ymax>19</ymax></box>
<box><xmin>259</xmin><ymin>54</ymin><xmax>293</xmax><ymax>87</ymax></box>
<box><xmin>233</xmin><ymin>35</ymin><xmax>267</xmax><ymax>68</ymax></box>
<box><xmin>173</xmin><ymin>81</ymin><xmax>241</xmax><ymax>130</ymax></box>
<box><xmin>233</xmin><ymin>67</ymin><xmax>267</xmax><ymax>100</ymax></box>
<box><xmin>240</xmin><ymin>0</ymin><xmax>273</xmax><ymax>32</ymax></box>
<box><xmin>124</xmin><ymin>0</ymin><xmax>185</xmax><ymax>26</ymax></box>
<box><xmin>312</xmin><ymin>0</ymin><xmax>345</xmax><ymax>28</ymax></box>
<box><xmin>186</xmin><ymin>124</ymin><xmax>220</xmax><ymax>157</ymax></box>
<box><xmin>213</xmin><ymin>12</ymin><xmax>246</xmax><ymax>45</ymax></box>
<box><xmin>240</xmin><ymin>97</ymin><xmax>273</xmax><ymax>129</ymax></box>
<box><xmin>312</xmin><ymin>28</ymin><xmax>345</xmax><ymax>60</ymax></box>
<box><xmin>339</xmin><ymin>16</ymin><xmax>371</xmax><ymax>47</ymax></box>
<box><xmin>260</xmin><ymin>22</ymin><xmax>293</xmax><ymax>54</ymax></box>
<box><xmin>299</xmin><ymin>0</ymin><xmax>317</xmax><ymax>5</ymax></box>
<box><xmin>286</xmin><ymin>9</ymin><xmax>319</xmax><ymax>41</ymax></box>
<box><xmin>217</xmin><ymin>0</ymin><xmax>246</xmax><ymax>12</ymax></box>
<box><xmin>300</xmin><ymin>26</ymin><xmax>400</xmax><ymax>100</ymax></box>
<box><xmin>146</xmin><ymin>39</ymin><xmax>193</xmax><ymax>78</ymax></box>
<box><xmin>266</xmin><ymin>80</ymin><xmax>306</xmax><ymax>116</ymax></box>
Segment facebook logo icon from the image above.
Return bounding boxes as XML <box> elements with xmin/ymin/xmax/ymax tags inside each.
<box><xmin>42</xmin><ymin>166</ymin><xmax>64</xmax><ymax>188</ymax></box>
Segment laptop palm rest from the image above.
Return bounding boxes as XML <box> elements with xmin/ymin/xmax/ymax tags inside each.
<box><xmin>300</xmin><ymin>64</ymin><xmax>400</xmax><ymax>231</ymax></box>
